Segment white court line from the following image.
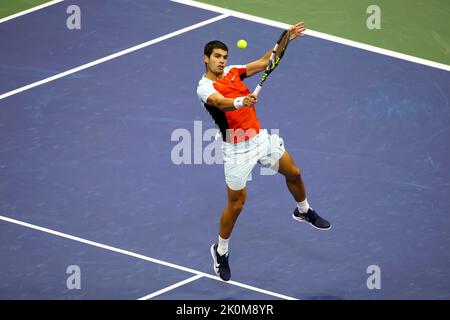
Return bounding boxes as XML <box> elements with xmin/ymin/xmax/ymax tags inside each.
<box><xmin>138</xmin><ymin>274</ymin><xmax>203</xmax><ymax>300</ymax></box>
<box><xmin>0</xmin><ymin>0</ymin><xmax>64</xmax><ymax>24</ymax></box>
<box><xmin>0</xmin><ymin>214</ymin><xmax>298</xmax><ymax>300</ymax></box>
<box><xmin>171</xmin><ymin>0</ymin><xmax>450</xmax><ymax>72</ymax></box>
<box><xmin>0</xmin><ymin>13</ymin><xmax>229</xmax><ymax>101</ymax></box>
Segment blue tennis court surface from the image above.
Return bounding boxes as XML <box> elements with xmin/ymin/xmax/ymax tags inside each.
<box><xmin>1</xmin><ymin>0</ymin><xmax>449</xmax><ymax>300</ymax></box>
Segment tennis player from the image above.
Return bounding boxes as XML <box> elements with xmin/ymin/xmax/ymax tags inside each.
<box><xmin>196</xmin><ymin>22</ymin><xmax>331</xmax><ymax>281</ymax></box>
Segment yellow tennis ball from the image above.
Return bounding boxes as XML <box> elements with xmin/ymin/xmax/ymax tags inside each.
<box><xmin>237</xmin><ymin>39</ymin><xmax>247</xmax><ymax>49</ymax></box>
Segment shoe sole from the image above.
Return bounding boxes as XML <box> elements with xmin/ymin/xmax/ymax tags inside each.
<box><xmin>292</xmin><ymin>214</ymin><xmax>332</xmax><ymax>231</ymax></box>
<box><xmin>210</xmin><ymin>244</ymin><xmax>220</xmax><ymax>277</ymax></box>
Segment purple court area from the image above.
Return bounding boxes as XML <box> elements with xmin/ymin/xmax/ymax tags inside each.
<box><xmin>1</xmin><ymin>0</ymin><xmax>449</xmax><ymax>299</ymax></box>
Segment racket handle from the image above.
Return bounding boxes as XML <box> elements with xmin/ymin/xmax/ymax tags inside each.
<box><xmin>254</xmin><ymin>85</ymin><xmax>262</xmax><ymax>97</ymax></box>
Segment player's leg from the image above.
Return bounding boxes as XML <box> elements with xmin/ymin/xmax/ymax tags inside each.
<box><xmin>212</xmin><ymin>130</ymin><xmax>257</xmax><ymax>281</ymax></box>
<box><xmin>276</xmin><ymin>151</ymin><xmax>306</xmax><ymax>202</ymax></box>
<box><xmin>220</xmin><ymin>185</ymin><xmax>247</xmax><ymax>240</ymax></box>
<box><xmin>277</xmin><ymin>150</ymin><xmax>331</xmax><ymax>230</ymax></box>
<box><xmin>211</xmin><ymin>186</ymin><xmax>246</xmax><ymax>281</ymax></box>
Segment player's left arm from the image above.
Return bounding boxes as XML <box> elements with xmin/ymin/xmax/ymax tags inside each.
<box><xmin>245</xmin><ymin>22</ymin><xmax>306</xmax><ymax>78</ymax></box>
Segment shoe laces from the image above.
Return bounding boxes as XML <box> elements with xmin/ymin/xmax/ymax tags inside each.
<box><xmin>217</xmin><ymin>252</ymin><xmax>229</xmax><ymax>265</ymax></box>
<box><xmin>303</xmin><ymin>209</ymin><xmax>319</xmax><ymax>221</ymax></box>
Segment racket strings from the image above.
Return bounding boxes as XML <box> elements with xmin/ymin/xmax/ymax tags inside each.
<box><xmin>275</xmin><ymin>31</ymin><xmax>290</xmax><ymax>59</ymax></box>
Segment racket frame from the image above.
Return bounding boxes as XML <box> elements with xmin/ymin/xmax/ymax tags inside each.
<box><xmin>254</xmin><ymin>29</ymin><xmax>291</xmax><ymax>96</ymax></box>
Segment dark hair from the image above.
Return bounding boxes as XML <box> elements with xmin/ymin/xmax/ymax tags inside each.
<box><xmin>204</xmin><ymin>40</ymin><xmax>228</xmax><ymax>57</ymax></box>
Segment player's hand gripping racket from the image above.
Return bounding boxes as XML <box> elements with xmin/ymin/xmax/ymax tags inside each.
<box><xmin>253</xmin><ymin>29</ymin><xmax>291</xmax><ymax>97</ymax></box>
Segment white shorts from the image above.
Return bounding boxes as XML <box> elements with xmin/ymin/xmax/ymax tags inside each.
<box><xmin>222</xmin><ymin>129</ymin><xmax>285</xmax><ymax>191</ymax></box>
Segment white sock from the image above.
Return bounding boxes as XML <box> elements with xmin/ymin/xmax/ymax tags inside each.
<box><xmin>217</xmin><ymin>235</ymin><xmax>229</xmax><ymax>256</ymax></box>
<box><xmin>297</xmin><ymin>198</ymin><xmax>310</xmax><ymax>214</ymax></box>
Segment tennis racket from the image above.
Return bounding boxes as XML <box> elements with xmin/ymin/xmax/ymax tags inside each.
<box><xmin>253</xmin><ymin>29</ymin><xmax>291</xmax><ymax>96</ymax></box>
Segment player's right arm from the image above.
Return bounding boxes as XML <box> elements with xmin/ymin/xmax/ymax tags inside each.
<box><xmin>207</xmin><ymin>92</ymin><xmax>257</xmax><ymax>111</ymax></box>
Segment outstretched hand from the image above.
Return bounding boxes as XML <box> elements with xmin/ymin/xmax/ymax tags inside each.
<box><xmin>289</xmin><ymin>22</ymin><xmax>306</xmax><ymax>41</ymax></box>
